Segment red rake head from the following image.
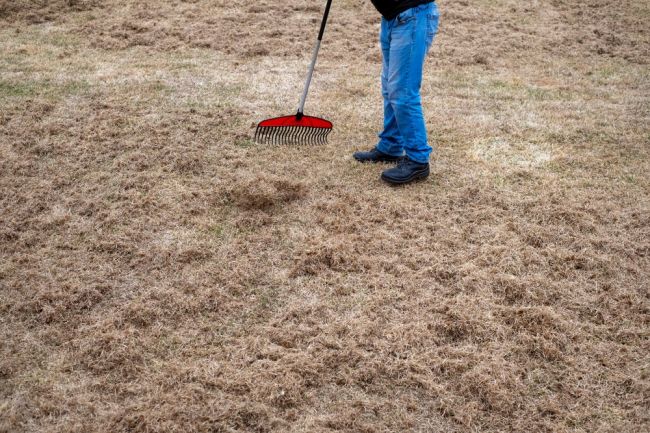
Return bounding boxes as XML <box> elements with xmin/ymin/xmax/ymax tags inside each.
<box><xmin>254</xmin><ymin>114</ymin><xmax>333</xmax><ymax>145</ymax></box>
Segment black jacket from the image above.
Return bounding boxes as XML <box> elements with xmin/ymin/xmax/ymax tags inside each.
<box><xmin>370</xmin><ymin>0</ymin><xmax>434</xmax><ymax>20</ymax></box>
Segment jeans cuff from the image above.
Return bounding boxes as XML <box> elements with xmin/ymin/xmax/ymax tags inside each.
<box><xmin>406</xmin><ymin>155</ymin><xmax>429</xmax><ymax>164</ymax></box>
<box><xmin>376</xmin><ymin>143</ymin><xmax>404</xmax><ymax>157</ymax></box>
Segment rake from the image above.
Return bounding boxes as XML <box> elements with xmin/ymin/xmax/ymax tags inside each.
<box><xmin>254</xmin><ymin>0</ymin><xmax>333</xmax><ymax>145</ymax></box>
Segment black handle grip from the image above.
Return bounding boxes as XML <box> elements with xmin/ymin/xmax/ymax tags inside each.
<box><xmin>318</xmin><ymin>0</ymin><xmax>333</xmax><ymax>41</ymax></box>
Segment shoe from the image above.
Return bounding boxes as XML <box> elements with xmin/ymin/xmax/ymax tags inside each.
<box><xmin>381</xmin><ymin>158</ymin><xmax>429</xmax><ymax>185</ymax></box>
<box><xmin>353</xmin><ymin>147</ymin><xmax>402</xmax><ymax>163</ymax></box>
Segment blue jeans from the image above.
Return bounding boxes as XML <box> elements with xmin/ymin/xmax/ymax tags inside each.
<box><xmin>375</xmin><ymin>2</ymin><xmax>439</xmax><ymax>163</ymax></box>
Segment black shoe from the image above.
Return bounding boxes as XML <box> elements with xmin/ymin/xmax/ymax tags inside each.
<box><xmin>381</xmin><ymin>158</ymin><xmax>430</xmax><ymax>185</ymax></box>
<box><xmin>353</xmin><ymin>147</ymin><xmax>402</xmax><ymax>163</ymax></box>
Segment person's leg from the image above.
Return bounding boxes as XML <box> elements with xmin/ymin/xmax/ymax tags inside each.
<box><xmin>375</xmin><ymin>15</ymin><xmax>404</xmax><ymax>157</ymax></box>
<box><xmin>385</xmin><ymin>3</ymin><xmax>439</xmax><ymax>163</ymax></box>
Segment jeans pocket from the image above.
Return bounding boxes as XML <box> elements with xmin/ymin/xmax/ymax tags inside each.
<box><xmin>396</xmin><ymin>8</ymin><xmax>415</xmax><ymax>26</ymax></box>
<box><xmin>427</xmin><ymin>13</ymin><xmax>440</xmax><ymax>39</ymax></box>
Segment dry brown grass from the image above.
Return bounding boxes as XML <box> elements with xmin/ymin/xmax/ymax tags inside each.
<box><xmin>1</xmin><ymin>0</ymin><xmax>649</xmax><ymax>432</ymax></box>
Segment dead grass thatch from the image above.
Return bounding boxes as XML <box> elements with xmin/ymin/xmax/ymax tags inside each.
<box><xmin>1</xmin><ymin>0</ymin><xmax>649</xmax><ymax>432</ymax></box>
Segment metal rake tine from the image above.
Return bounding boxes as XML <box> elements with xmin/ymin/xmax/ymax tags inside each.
<box><xmin>291</xmin><ymin>126</ymin><xmax>298</xmax><ymax>144</ymax></box>
<box><xmin>295</xmin><ymin>127</ymin><xmax>303</xmax><ymax>145</ymax></box>
<box><xmin>274</xmin><ymin>127</ymin><xmax>279</xmax><ymax>145</ymax></box>
<box><xmin>283</xmin><ymin>127</ymin><xmax>289</xmax><ymax>145</ymax></box>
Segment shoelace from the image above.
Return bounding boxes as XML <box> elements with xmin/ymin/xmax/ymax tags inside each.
<box><xmin>395</xmin><ymin>157</ymin><xmax>414</xmax><ymax>168</ymax></box>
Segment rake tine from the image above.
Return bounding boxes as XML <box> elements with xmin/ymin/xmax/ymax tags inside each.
<box><xmin>302</xmin><ymin>127</ymin><xmax>309</xmax><ymax>145</ymax></box>
<box><xmin>295</xmin><ymin>127</ymin><xmax>303</xmax><ymax>145</ymax></box>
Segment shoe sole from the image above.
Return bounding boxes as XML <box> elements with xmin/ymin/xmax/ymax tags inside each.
<box><xmin>354</xmin><ymin>156</ymin><xmax>401</xmax><ymax>163</ymax></box>
<box><xmin>381</xmin><ymin>168</ymin><xmax>430</xmax><ymax>185</ymax></box>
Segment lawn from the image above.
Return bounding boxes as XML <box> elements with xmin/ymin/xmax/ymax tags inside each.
<box><xmin>1</xmin><ymin>1</ymin><xmax>648</xmax><ymax>432</ymax></box>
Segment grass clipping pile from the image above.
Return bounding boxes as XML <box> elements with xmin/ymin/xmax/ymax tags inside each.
<box><xmin>1</xmin><ymin>0</ymin><xmax>649</xmax><ymax>432</ymax></box>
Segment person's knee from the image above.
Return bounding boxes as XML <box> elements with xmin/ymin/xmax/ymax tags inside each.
<box><xmin>387</xmin><ymin>87</ymin><xmax>420</xmax><ymax>107</ymax></box>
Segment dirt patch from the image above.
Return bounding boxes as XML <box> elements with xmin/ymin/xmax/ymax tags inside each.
<box><xmin>0</xmin><ymin>0</ymin><xmax>100</xmax><ymax>23</ymax></box>
<box><xmin>230</xmin><ymin>175</ymin><xmax>307</xmax><ymax>211</ymax></box>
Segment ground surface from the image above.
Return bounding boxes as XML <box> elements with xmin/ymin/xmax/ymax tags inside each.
<box><xmin>1</xmin><ymin>1</ymin><xmax>649</xmax><ymax>432</ymax></box>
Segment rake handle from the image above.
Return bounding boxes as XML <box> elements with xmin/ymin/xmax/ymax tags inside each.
<box><xmin>318</xmin><ymin>0</ymin><xmax>333</xmax><ymax>41</ymax></box>
<box><xmin>297</xmin><ymin>0</ymin><xmax>333</xmax><ymax>119</ymax></box>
